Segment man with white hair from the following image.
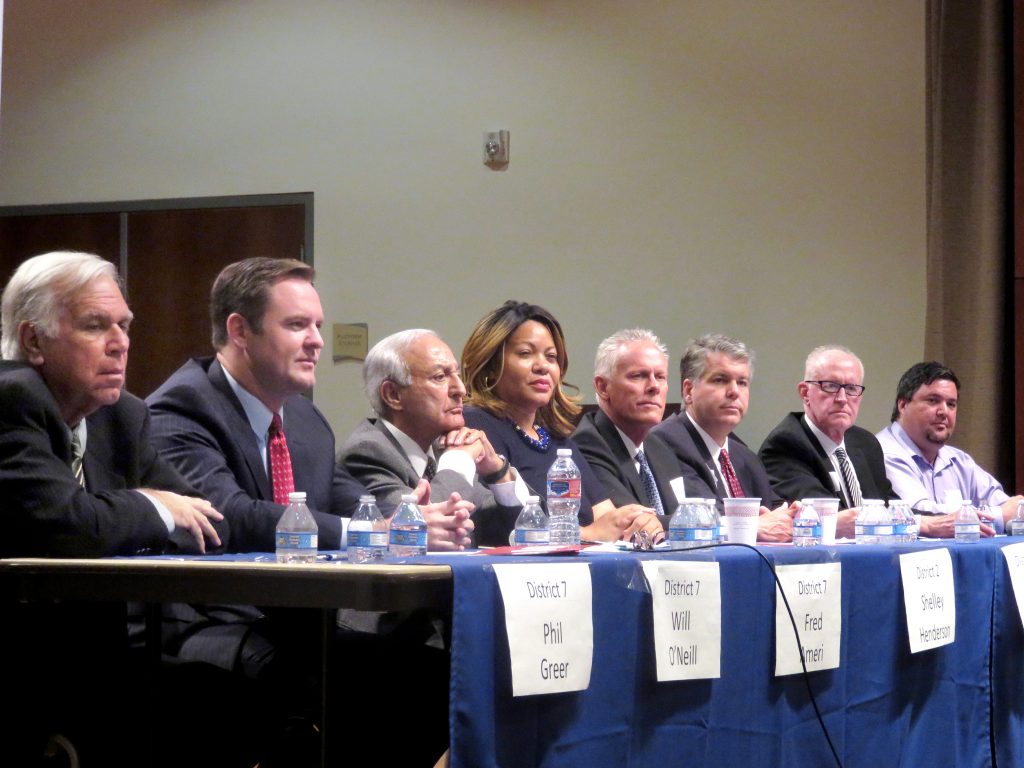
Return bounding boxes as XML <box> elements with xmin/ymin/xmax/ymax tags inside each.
<box><xmin>0</xmin><ymin>250</ymin><xmax>223</xmax><ymax>557</ymax></box>
<box><xmin>572</xmin><ymin>329</ymin><xmax>682</xmax><ymax>525</ymax></box>
<box><xmin>759</xmin><ymin>345</ymin><xmax>894</xmax><ymax>538</ymax></box>
<box><xmin>338</xmin><ymin>328</ymin><xmax>525</xmax><ymax>546</ymax></box>
<box><xmin>0</xmin><ymin>250</ymin><xmax>224</xmax><ymax>766</ymax></box>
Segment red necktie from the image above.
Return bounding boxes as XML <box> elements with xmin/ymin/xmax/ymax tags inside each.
<box><xmin>268</xmin><ymin>413</ymin><xmax>295</xmax><ymax>505</ymax></box>
<box><xmin>718</xmin><ymin>448</ymin><xmax>745</xmax><ymax>498</ymax></box>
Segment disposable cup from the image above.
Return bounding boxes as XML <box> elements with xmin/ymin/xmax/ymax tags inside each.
<box><xmin>723</xmin><ymin>497</ymin><xmax>761</xmax><ymax>546</ymax></box>
<box><xmin>804</xmin><ymin>497</ymin><xmax>840</xmax><ymax>544</ymax></box>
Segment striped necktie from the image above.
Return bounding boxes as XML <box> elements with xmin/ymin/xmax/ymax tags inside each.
<box><xmin>834</xmin><ymin>446</ymin><xmax>862</xmax><ymax>508</ymax></box>
<box><xmin>70</xmin><ymin>430</ymin><xmax>86</xmax><ymax>488</ymax></box>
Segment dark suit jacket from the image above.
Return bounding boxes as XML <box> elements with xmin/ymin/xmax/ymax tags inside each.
<box><xmin>758</xmin><ymin>411</ymin><xmax>895</xmax><ymax>506</ymax></box>
<box><xmin>147</xmin><ymin>357</ymin><xmax>366</xmax><ymax>551</ymax></box>
<box><xmin>572</xmin><ymin>410</ymin><xmax>685</xmax><ymax>523</ymax></box>
<box><xmin>0</xmin><ymin>361</ymin><xmax>207</xmax><ymax>558</ymax></box>
<box><xmin>649</xmin><ymin>411</ymin><xmax>781</xmax><ymax>509</ymax></box>
<box><xmin>0</xmin><ymin>362</ymin><xmax>216</xmax><ymax>765</ymax></box>
<box><xmin>338</xmin><ymin>418</ymin><xmax>518</xmax><ymax>546</ymax></box>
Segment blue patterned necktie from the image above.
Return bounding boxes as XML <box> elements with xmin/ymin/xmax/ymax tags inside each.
<box><xmin>636</xmin><ymin>449</ymin><xmax>665</xmax><ymax>516</ymax></box>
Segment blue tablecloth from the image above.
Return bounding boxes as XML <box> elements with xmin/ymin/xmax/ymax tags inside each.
<box><xmin>439</xmin><ymin>539</ymin><xmax>1021</xmax><ymax>768</ymax></box>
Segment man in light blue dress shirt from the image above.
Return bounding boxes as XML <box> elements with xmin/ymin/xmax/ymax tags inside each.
<box><xmin>876</xmin><ymin>361</ymin><xmax>1022</xmax><ymax>536</ymax></box>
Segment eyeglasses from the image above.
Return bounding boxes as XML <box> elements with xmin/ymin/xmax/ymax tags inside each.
<box><xmin>805</xmin><ymin>380</ymin><xmax>865</xmax><ymax>398</ymax></box>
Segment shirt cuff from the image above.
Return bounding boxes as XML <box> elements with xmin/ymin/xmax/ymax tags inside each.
<box><xmin>137</xmin><ymin>490</ymin><xmax>174</xmax><ymax>534</ymax></box>
<box><xmin>490</xmin><ymin>469</ymin><xmax>529</xmax><ymax>507</ymax></box>
<box><xmin>436</xmin><ymin>449</ymin><xmax>476</xmax><ymax>486</ymax></box>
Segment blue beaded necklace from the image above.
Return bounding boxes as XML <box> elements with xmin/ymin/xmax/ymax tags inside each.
<box><xmin>511</xmin><ymin>421</ymin><xmax>550</xmax><ymax>453</ymax></box>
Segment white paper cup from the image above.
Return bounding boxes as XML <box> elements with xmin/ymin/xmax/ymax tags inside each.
<box><xmin>804</xmin><ymin>497</ymin><xmax>840</xmax><ymax>544</ymax></box>
<box><xmin>723</xmin><ymin>497</ymin><xmax>761</xmax><ymax>545</ymax></box>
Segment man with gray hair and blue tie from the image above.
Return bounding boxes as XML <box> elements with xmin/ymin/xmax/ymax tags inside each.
<box><xmin>572</xmin><ymin>328</ymin><xmax>681</xmax><ymax>531</ymax></box>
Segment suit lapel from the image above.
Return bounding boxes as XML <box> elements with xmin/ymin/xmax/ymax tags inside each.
<box><xmin>373</xmin><ymin>418</ymin><xmax>421</xmax><ymax>487</ymax></box>
<box><xmin>594</xmin><ymin>411</ymin><xmax>648</xmax><ymax>503</ymax></box>
<box><xmin>284</xmin><ymin>398</ymin><xmax>318</xmax><ymax>492</ymax></box>
<box><xmin>209</xmin><ymin>360</ymin><xmax>273</xmax><ymax>501</ymax></box>
<box><xmin>682</xmin><ymin>416</ymin><xmax>726</xmax><ymax>496</ymax></box>
<box><xmin>644</xmin><ymin>436</ymin><xmax>683</xmax><ymax>509</ymax></box>
<box><xmin>81</xmin><ymin>417</ymin><xmax>124</xmax><ymax>491</ymax></box>
<box><xmin>795</xmin><ymin>416</ymin><xmax>841</xmax><ymax>495</ymax></box>
<box><xmin>845</xmin><ymin>443</ymin><xmax>875</xmax><ymax>499</ymax></box>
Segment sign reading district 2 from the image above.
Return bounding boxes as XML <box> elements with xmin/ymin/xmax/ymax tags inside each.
<box><xmin>898</xmin><ymin>548</ymin><xmax>955</xmax><ymax>653</ymax></box>
<box><xmin>640</xmin><ymin>560</ymin><xmax>721</xmax><ymax>681</ymax></box>
<box><xmin>493</xmin><ymin>563</ymin><xmax>593</xmax><ymax>696</ymax></box>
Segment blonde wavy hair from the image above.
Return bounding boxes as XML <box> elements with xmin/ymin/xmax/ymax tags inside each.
<box><xmin>461</xmin><ymin>300</ymin><xmax>581</xmax><ymax>438</ymax></box>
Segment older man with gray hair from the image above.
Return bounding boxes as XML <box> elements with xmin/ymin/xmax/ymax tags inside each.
<box><xmin>758</xmin><ymin>345</ymin><xmax>894</xmax><ymax>538</ymax></box>
<box><xmin>338</xmin><ymin>328</ymin><xmax>527</xmax><ymax>546</ymax></box>
<box><xmin>0</xmin><ymin>250</ymin><xmax>222</xmax><ymax>557</ymax></box>
<box><xmin>0</xmin><ymin>250</ymin><xmax>224</xmax><ymax>766</ymax></box>
<box><xmin>572</xmin><ymin>329</ymin><xmax>683</xmax><ymax>526</ymax></box>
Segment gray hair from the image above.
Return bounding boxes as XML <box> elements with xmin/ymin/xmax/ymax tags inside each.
<box><xmin>1</xmin><ymin>251</ymin><xmax>119</xmax><ymax>361</ymax></box>
<box><xmin>679</xmin><ymin>333</ymin><xmax>754</xmax><ymax>383</ymax></box>
<box><xmin>594</xmin><ymin>328</ymin><xmax>669</xmax><ymax>380</ymax></box>
<box><xmin>803</xmin><ymin>344</ymin><xmax>864</xmax><ymax>381</ymax></box>
<box><xmin>362</xmin><ymin>329</ymin><xmax>438</xmax><ymax>416</ymax></box>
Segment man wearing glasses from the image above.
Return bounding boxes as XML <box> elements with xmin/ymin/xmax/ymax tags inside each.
<box><xmin>759</xmin><ymin>345</ymin><xmax>894</xmax><ymax>538</ymax></box>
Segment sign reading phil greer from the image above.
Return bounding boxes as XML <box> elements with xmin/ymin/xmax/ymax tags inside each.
<box><xmin>494</xmin><ymin>563</ymin><xmax>593</xmax><ymax>696</ymax></box>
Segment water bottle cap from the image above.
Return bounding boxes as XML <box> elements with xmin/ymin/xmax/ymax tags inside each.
<box><xmin>556</xmin><ymin>448</ymin><xmax>572</xmax><ymax>456</ymax></box>
<box><xmin>525</xmin><ymin>495</ymin><xmax>540</xmax><ymax>504</ymax></box>
<box><xmin>400</xmin><ymin>493</ymin><xmax>418</xmax><ymax>503</ymax></box>
<box><xmin>287</xmin><ymin>491</ymin><xmax>307</xmax><ymax>502</ymax></box>
<box><xmin>359</xmin><ymin>495</ymin><xmax>376</xmax><ymax>503</ymax></box>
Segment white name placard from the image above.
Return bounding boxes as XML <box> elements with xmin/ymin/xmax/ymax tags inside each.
<box><xmin>899</xmin><ymin>548</ymin><xmax>955</xmax><ymax>653</ymax></box>
<box><xmin>640</xmin><ymin>561</ymin><xmax>721</xmax><ymax>681</ymax></box>
<box><xmin>1000</xmin><ymin>542</ymin><xmax>1024</xmax><ymax>629</ymax></box>
<box><xmin>774</xmin><ymin>563</ymin><xmax>842</xmax><ymax>676</ymax></box>
<box><xmin>493</xmin><ymin>563</ymin><xmax>593</xmax><ymax>696</ymax></box>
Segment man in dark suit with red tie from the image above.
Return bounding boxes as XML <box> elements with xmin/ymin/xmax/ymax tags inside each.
<box><xmin>650</xmin><ymin>333</ymin><xmax>796</xmax><ymax>542</ymax></box>
<box><xmin>147</xmin><ymin>258</ymin><xmax>463</xmax><ymax>766</ymax></box>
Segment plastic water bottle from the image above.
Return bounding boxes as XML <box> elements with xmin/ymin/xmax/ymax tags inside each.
<box><xmin>668</xmin><ymin>499</ymin><xmax>713</xmax><ymax>550</ymax></box>
<box><xmin>546</xmin><ymin>448</ymin><xmax>581</xmax><ymax>546</ymax></box>
<box><xmin>1009</xmin><ymin>501</ymin><xmax>1024</xmax><ymax>536</ymax></box>
<box><xmin>793</xmin><ymin>501</ymin><xmax>820</xmax><ymax>547</ymax></box>
<box><xmin>389</xmin><ymin>493</ymin><xmax>428</xmax><ymax>557</ymax></box>
<box><xmin>347</xmin><ymin>495</ymin><xmax>388</xmax><ymax>563</ymax></box>
<box><xmin>706</xmin><ymin>500</ymin><xmax>723</xmax><ymax>544</ymax></box>
<box><xmin>886</xmin><ymin>502</ymin><xmax>907</xmax><ymax>544</ymax></box>
<box><xmin>512</xmin><ymin>495</ymin><xmax>549</xmax><ymax>546</ymax></box>
<box><xmin>855</xmin><ymin>499</ymin><xmax>888</xmax><ymax>545</ymax></box>
<box><xmin>890</xmin><ymin>500</ymin><xmax>916</xmax><ymax>543</ymax></box>
<box><xmin>275</xmin><ymin>491</ymin><xmax>318</xmax><ymax>563</ymax></box>
<box><xmin>954</xmin><ymin>501</ymin><xmax>981</xmax><ymax>543</ymax></box>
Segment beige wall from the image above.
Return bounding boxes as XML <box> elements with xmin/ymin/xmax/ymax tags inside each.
<box><xmin>0</xmin><ymin>0</ymin><xmax>925</xmax><ymax>447</ymax></box>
